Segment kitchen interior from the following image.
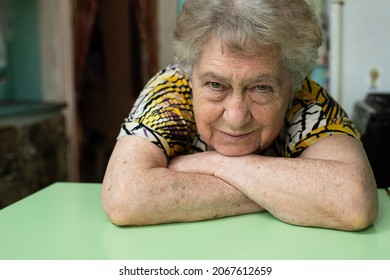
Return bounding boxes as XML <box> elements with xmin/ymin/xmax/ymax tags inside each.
<box><xmin>0</xmin><ymin>0</ymin><xmax>389</xmax><ymax>209</ymax></box>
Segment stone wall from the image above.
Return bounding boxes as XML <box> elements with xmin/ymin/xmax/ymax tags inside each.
<box><xmin>0</xmin><ymin>113</ymin><xmax>67</xmax><ymax>209</ymax></box>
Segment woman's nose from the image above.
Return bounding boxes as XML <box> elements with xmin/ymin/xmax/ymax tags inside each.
<box><xmin>223</xmin><ymin>94</ymin><xmax>251</xmax><ymax>128</ymax></box>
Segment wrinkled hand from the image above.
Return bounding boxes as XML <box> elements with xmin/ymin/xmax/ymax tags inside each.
<box><xmin>168</xmin><ymin>151</ymin><xmax>221</xmax><ymax>176</ymax></box>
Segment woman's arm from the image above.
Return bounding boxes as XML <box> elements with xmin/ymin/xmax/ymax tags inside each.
<box><xmin>101</xmin><ymin>135</ymin><xmax>263</xmax><ymax>226</ymax></box>
<box><xmin>169</xmin><ymin>135</ymin><xmax>378</xmax><ymax>231</ymax></box>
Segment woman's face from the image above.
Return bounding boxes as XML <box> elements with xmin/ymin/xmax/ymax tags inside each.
<box><xmin>191</xmin><ymin>38</ymin><xmax>294</xmax><ymax>156</ymax></box>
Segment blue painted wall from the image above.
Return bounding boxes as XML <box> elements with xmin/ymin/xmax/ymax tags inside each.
<box><xmin>1</xmin><ymin>0</ymin><xmax>42</xmax><ymax>101</ymax></box>
<box><xmin>177</xmin><ymin>0</ymin><xmax>185</xmax><ymax>15</ymax></box>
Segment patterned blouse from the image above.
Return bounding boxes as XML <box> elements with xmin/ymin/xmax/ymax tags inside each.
<box><xmin>119</xmin><ymin>64</ymin><xmax>359</xmax><ymax>159</ymax></box>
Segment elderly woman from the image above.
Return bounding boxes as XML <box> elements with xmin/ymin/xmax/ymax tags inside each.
<box><xmin>102</xmin><ymin>0</ymin><xmax>378</xmax><ymax>230</ymax></box>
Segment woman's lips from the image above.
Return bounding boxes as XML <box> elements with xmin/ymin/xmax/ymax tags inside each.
<box><xmin>219</xmin><ymin>131</ymin><xmax>253</xmax><ymax>141</ymax></box>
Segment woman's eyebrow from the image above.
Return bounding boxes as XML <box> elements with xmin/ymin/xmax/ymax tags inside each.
<box><xmin>247</xmin><ymin>74</ymin><xmax>282</xmax><ymax>85</ymax></box>
<box><xmin>198</xmin><ymin>71</ymin><xmax>282</xmax><ymax>87</ymax></box>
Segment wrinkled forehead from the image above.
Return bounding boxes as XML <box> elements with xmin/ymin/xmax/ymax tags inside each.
<box><xmin>193</xmin><ymin>37</ymin><xmax>293</xmax><ymax>93</ymax></box>
<box><xmin>194</xmin><ymin>36</ymin><xmax>282</xmax><ymax>69</ymax></box>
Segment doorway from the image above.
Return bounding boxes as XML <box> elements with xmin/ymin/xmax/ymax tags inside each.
<box><xmin>73</xmin><ymin>0</ymin><xmax>158</xmax><ymax>182</ymax></box>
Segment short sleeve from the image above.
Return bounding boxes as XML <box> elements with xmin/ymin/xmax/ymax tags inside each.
<box><xmin>118</xmin><ymin>64</ymin><xmax>196</xmax><ymax>159</ymax></box>
<box><xmin>282</xmin><ymin>78</ymin><xmax>360</xmax><ymax>157</ymax></box>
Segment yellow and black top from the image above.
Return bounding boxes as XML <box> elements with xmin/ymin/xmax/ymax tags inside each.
<box><xmin>119</xmin><ymin>64</ymin><xmax>359</xmax><ymax>159</ymax></box>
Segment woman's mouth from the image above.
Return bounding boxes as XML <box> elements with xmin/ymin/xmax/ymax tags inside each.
<box><xmin>219</xmin><ymin>131</ymin><xmax>254</xmax><ymax>141</ymax></box>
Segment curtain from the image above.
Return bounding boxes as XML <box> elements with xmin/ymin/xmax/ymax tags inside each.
<box><xmin>132</xmin><ymin>0</ymin><xmax>158</xmax><ymax>87</ymax></box>
<box><xmin>74</xmin><ymin>0</ymin><xmax>98</xmax><ymax>90</ymax></box>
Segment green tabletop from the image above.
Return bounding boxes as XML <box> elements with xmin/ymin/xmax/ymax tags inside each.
<box><xmin>0</xmin><ymin>182</ymin><xmax>389</xmax><ymax>260</ymax></box>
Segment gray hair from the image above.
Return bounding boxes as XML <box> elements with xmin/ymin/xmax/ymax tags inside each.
<box><xmin>171</xmin><ymin>0</ymin><xmax>322</xmax><ymax>90</ymax></box>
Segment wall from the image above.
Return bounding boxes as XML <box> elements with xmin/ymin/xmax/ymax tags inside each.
<box><xmin>330</xmin><ymin>0</ymin><xmax>390</xmax><ymax>117</ymax></box>
<box><xmin>157</xmin><ymin>0</ymin><xmax>177</xmax><ymax>69</ymax></box>
<box><xmin>4</xmin><ymin>0</ymin><xmax>42</xmax><ymax>101</ymax></box>
<box><xmin>177</xmin><ymin>0</ymin><xmax>185</xmax><ymax>14</ymax></box>
<box><xmin>37</xmin><ymin>0</ymin><xmax>78</xmax><ymax>180</ymax></box>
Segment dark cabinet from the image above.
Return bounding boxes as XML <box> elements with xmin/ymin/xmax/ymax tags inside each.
<box><xmin>0</xmin><ymin>107</ymin><xmax>67</xmax><ymax>209</ymax></box>
<box><xmin>353</xmin><ymin>93</ymin><xmax>390</xmax><ymax>188</ymax></box>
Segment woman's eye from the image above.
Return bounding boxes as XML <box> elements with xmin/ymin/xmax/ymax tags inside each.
<box><xmin>250</xmin><ymin>84</ymin><xmax>274</xmax><ymax>104</ymax></box>
<box><xmin>255</xmin><ymin>84</ymin><xmax>271</xmax><ymax>91</ymax></box>
<box><xmin>209</xmin><ymin>82</ymin><xmax>223</xmax><ymax>90</ymax></box>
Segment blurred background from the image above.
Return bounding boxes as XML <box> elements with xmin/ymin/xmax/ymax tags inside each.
<box><xmin>0</xmin><ymin>0</ymin><xmax>389</xmax><ymax>208</ymax></box>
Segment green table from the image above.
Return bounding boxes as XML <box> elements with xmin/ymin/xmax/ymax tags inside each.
<box><xmin>0</xmin><ymin>183</ymin><xmax>389</xmax><ymax>260</ymax></box>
